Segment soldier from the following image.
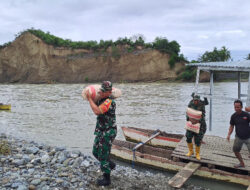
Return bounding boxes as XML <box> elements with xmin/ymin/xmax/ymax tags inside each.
<box><xmin>86</xmin><ymin>81</ymin><xmax>117</xmax><ymax>186</ymax></box>
<box><xmin>186</xmin><ymin>94</ymin><xmax>208</xmax><ymax>160</ymax></box>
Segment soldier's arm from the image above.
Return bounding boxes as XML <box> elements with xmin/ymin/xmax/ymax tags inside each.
<box><xmin>87</xmin><ymin>94</ymin><xmax>102</xmax><ymax>115</ymax></box>
<box><xmin>203</xmin><ymin>97</ymin><xmax>209</xmax><ymax>105</ymax></box>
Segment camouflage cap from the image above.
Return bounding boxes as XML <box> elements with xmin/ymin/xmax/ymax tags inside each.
<box><xmin>193</xmin><ymin>95</ymin><xmax>200</xmax><ymax>100</ymax></box>
<box><xmin>101</xmin><ymin>81</ymin><xmax>112</xmax><ymax>92</ymax></box>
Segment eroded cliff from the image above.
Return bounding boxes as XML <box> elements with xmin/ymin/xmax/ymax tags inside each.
<box><xmin>0</xmin><ymin>32</ymin><xmax>185</xmax><ymax>83</ymax></box>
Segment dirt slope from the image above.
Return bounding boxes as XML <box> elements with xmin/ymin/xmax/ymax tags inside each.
<box><xmin>0</xmin><ymin>32</ymin><xmax>185</xmax><ymax>83</ymax></box>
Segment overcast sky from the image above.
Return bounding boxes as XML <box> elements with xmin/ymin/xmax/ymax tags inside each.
<box><xmin>1</xmin><ymin>0</ymin><xmax>250</xmax><ymax>61</ymax></box>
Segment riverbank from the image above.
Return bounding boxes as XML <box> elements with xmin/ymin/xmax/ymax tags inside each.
<box><xmin>0</xmin><ymin>134</ymin><xmax>209</xmax><ymax>190</ymax></box>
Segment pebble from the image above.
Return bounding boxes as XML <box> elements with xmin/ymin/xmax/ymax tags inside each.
<box><xmin>0</xmin><ymin>134</ymin><xmax>209</xmax><ymax>190</ymax></box>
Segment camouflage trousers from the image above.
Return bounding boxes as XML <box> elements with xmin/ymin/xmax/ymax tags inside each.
<box><xmin>92</xmin><ymin>128</ymin><xmax>117</xmax><ymax>174</ymax></box>
<box><xmin>186</xmin><ymin>121</ymin><xmax>207</xmax><ymax>146</ymax></box>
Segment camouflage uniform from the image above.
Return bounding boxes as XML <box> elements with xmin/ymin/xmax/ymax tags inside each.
<box><xmin>186</xmin><ymin>99</ymin><xmax>207</xmax><ymax>146</ymax></box>
<box><xmin>92</xmin><ymin>97</ymin><xmax>117</xmax><ymax>174</ymax></box>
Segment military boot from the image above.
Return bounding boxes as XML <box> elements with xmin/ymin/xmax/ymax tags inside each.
<box><xmin>110</xmin><ymin>160</ymin><xmax>116</xmax><ymax>170</ymax></box>
<box><xmin>97</xmin><ymin>173</ymin><xmax>110</xmax><ymax>186</ymax></box>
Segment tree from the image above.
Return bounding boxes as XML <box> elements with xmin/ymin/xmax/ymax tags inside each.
<box><xmin>198</xmin><ymin>46</ymin><xmax>231</xmax><ymax>62</ymax></box>
<box><xmin>152</xmin><ymin>37</ymin><xmax>169</xmax><ymax>53</ymax></box>
<box><xmin>168</xmin><ymin>40</ymin><xmax>180</xmax><ymax>55</ymax></box>
<box><xmin>129</xmin><ymin>34</ymin><xmax>145</xmax><ymax>43</ymax></box>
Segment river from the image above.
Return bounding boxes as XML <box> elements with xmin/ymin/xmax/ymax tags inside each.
<box><xmin>0</xmin><ymin>82</ymin><xmax>248</xmax><ymax>190</ymax></box>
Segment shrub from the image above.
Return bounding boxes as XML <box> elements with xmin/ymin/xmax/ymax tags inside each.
<box><xmin>0</xmin><ymin>140</ymin><xmax>11</xmax><ymax>155</ymax></box>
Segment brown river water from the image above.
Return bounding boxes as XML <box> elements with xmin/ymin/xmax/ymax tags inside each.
<box><xmin>0</xmin><ymin>82</ymin><xmax>248</xmax><ymax>190</ymax></box>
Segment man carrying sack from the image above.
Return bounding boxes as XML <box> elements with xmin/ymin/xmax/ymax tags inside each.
<box><xmin>185</xmin><ymin>94</ymin><xmax>208</xmax><ymax>160</ymax></box>
<box><xmin>86</xmin><ymin>81</ymin><xmax>117</xmax><ymax>186</ymax></box>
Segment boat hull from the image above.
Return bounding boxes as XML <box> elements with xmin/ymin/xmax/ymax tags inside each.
<box><xmin>0</xmin><ymin>104</ymin><xmax>11</xmax><ymax>110</ymax></box>
<box><xmin>111</xmin><ymin>139</ymin><xmax>250</xmax><ymax>186</ymax></box>
<box><xmin>121</xmin><ymin>126</ymin><xmax>183</xmax><ymax>148</ymax></box>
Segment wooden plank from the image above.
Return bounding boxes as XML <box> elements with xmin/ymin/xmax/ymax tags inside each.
<box><xmin>168</xmin><ymin>162</ymin><xmax>201</xmax><ymax>188</ymax></box>
<box><xmin>172</xmin><ymin>136</ymin><xmax>250</xmax><ymax>172</ymax></box>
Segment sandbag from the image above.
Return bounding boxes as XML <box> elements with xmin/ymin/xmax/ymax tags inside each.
<box><xmin>82</xmin><ymin>84</ymin><xmax>122</xmax><ymax>102</ymax></box>
<box><xmin>185</xmin><ymin>121</ymin><xmax>200</xmax><ymax>134</ymax></box>
<box><xmin>186</xmin><ymin>107</ymin><xmax>202</xmax><ymax>120</ymax></box>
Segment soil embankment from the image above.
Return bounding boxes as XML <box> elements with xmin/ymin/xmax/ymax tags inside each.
<box><xmin>0</xmin><ymin>32</ymin><xmax>185</xmax><ymax>83</ymax></box>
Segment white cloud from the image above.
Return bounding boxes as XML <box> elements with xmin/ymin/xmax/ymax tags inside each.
<box><xmin>0</xmin><ymin>0</ymin><xmax>250</xmax><ymax>61</ymax></box>
<box><xmin>215</xmin><ymin>30</ymin><xmax>246</xmax><ymax>37</ymax></box>
<box><xmin>197</xmin><ymin>35</ymin><xmax>209</xmax><ymax>39</ymax></box>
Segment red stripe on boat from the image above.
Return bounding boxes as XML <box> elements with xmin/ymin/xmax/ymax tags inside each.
<box><xmin>122</xmin><ymin>127</ymin><xmax>181</xmax><ymax>143</ymax></box>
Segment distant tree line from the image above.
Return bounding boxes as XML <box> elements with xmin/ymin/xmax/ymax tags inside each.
<box><xmin>0</xmin><ymin>28</ymin><xmax>186</xmax><ymax>68</ymax></box>
<box><xmin>179</xmin><ymin>46</ymin><xmax>232</xmax><ymax>81</ymax></box>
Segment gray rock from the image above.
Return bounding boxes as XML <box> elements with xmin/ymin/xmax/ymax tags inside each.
<box><xmin>72</xmin><ymin>157</ymin><xmax>83</xmax><ymax>168</ymax></box>
<box><xmin>12</xmin><ymin>159</ymin><xmax>25</xmax><ymax>166</ymax></box>
<box><xmin>81</xmin><ymin>160</ymin><xmax>90</xmax><ymax>167</ymax></box>
<box><xmin>55</xmin><ymin>147</ymin><xmax>66</xmax><ymax>151</ymax></box>
<box><xmin>57</xmin><ymin>152</ymin><xmax>67</xmax><ymax>163</ymax></box>
<box><xmin>31</xmin><ymin>158</ymin><xmax>41</xmax><ymax>165</ymax></box>
<box><xmin>25</xmin><ymin>147</ymin><xmax>39</xmax><ymax>154</ymax></box>
<box><xmin>40</xmin><ymin>185</ymin><xmax>50</xmax><ymax>190</ymax></box>
<box><xmin>63</xmin><ymin>158</ymin><xmax>72</xmax><ymax>166</ymax></box>
<box><xmin>31</xmin><ymin>179</ymin><xmax>41</xmax><ymax>185</ymax></box>
<box><xmin>41</xmin><ymin>154</ymin><xmax>50</xmax><ymax>163</ymax></box>
<box><xmin>11</xmin><ymin>182</ymin><xmax>22</xmax><ymax>188</ymax></box>
<box><xmin>55</xmin><ymin>178</ymin><xmax>64</xmax><ymax>184</ymax></box>
<box><xmin>22</xmin><ymin>155</ymin><xmax>31</xmax><ymax>163</ymax></box>
<box><xmin>17</xmin><ymin>184</ymin><xmax>28</xmax><ymax>190</ymax></box>
<box><xmin>69</xmin><ymin>151</ymin><xmax>81</xmax><ymax>158</ymax></box>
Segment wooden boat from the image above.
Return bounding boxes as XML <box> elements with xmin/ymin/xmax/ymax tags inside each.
<box><xmin>111</xmin><ymin>139</ymin><xmax>250</xmax><ymax>187</ymax></box>
<box><xmin>121</xmin><ymin>126</ymin><xmax>183</xmax><ymax>148</ymax></box>
<box><xmin>0</xmin><ymin>104</ymin><xmax>11</xmax><ymax>110</ymax></box>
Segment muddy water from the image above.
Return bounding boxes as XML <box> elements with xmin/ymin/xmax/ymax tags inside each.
<box><xmin>0</xmin><ymin>82</ymin><xmax>248</xmax><ymax>190</ymax></box>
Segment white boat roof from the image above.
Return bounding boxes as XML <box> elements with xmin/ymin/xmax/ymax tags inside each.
<box><xmin>186</xmin><ymin>60</ymin><xmax>250</xmax><ymax>72</ymax></box>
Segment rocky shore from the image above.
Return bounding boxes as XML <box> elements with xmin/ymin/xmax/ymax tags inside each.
<box><xmin>0</xmin><ymin>134</ymin><xmax>208</xmax><ymax>190</ymax></box>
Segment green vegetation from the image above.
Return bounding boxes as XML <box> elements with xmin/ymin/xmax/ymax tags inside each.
<box><xmin>111</xmin><ymin>45</ymin><xmax>121</xmax><ymax>59</ymax></box>
<box><xmin>0</xmin><ymin>28</ymin><xmax>186</xmax><ymax>63</ymax></box>
<box><xmin>177</xmin><ymin>60</ymin><xmax>197</xmax><ymax>81</ymax></box>
<box><xmin>178</xmin><ymin>47</ymin><xmax>231</xmax><ymax>81</ymax></box>
<box><xmin>0</xmin><ymin>42</ymin><xmax>11</xmax><ymax>49</ymax></box>
<box><xmin>198</xmin><ymin>46</ymin><xmax>231</xmax><ymax>62</ymax></box>
<box><xmin>0</xmin><ymin>140</ymin><xmax>11</xmax><ymax>155</ymax></box>
<box><xmin>152</xmin><ymin>37</ymin><xmax>186</xmax><ymax>68</ymax></box>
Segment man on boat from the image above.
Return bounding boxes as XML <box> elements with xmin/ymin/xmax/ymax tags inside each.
<box><xmin>186</xmin><ymin>95</ymin><xmax>207</xmax><ymax>160</ymax></box>
<box><xmin>227</xmin><ymin>99</ymin><xmax>250</xmax><ymax>168</ymax></box>
<box><xmin>86</xmin><ymin>81</ymin><xmax>117</xmax><ymax>186</ymax></box>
